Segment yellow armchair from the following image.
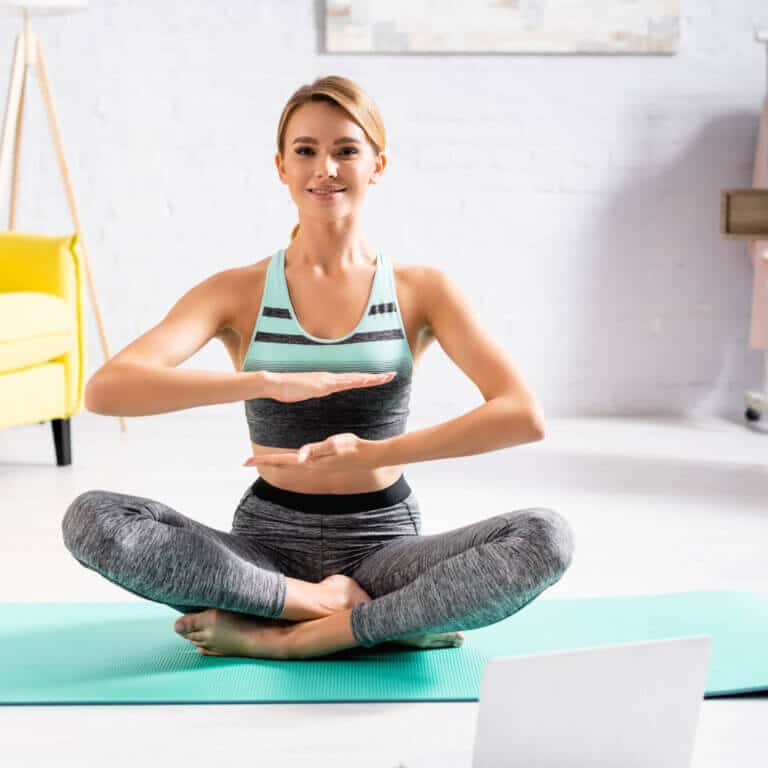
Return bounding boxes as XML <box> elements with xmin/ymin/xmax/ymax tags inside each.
<box><xmin>0</xmin><ymin>231</ymin><xmax>87</xmax><ymax>465</ymax></box>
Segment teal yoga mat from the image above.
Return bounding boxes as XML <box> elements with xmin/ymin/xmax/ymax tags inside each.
<box><xmin>1</xmin><ymin>590</ymin><xmax>765</xmax><ymax>705</ymax></box>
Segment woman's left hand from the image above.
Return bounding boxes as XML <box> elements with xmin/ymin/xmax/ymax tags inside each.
<box><xmin>243</xmin><ymin>432</ymin><xmax>382</xmax><ymax>472</ymax></box>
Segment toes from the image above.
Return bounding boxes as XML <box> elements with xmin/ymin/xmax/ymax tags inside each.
<box><xmin>174</xmin><ymin>615</ymin><xmax>198</xmax><ymax>633</ymax></box>
<box><xmin>175</xmin><ymin>609</ymin><xmax>214</xmax><ymax>634</ymax></box>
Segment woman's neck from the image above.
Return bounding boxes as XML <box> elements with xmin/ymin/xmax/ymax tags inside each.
<box><xmin>286</xmin><ymin>239</ymin><xmax>376</xmax><ymax>275</ymax></box>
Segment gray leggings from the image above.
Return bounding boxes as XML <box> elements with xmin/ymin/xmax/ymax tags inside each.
<box><xmin>61</xmin><ymin>474</ymin><xmax>575</xmax><ymax>648</ymax></box>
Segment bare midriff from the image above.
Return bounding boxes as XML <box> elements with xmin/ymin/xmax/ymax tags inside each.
<box><xmin>248</xmin><ymin>449</ymin><xmax>405</xmax><ymax>494</ymax></box>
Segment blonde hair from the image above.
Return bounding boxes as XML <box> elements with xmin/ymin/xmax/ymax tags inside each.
<box><xmin>276</xmin><ymin>75</ymin><xmax>386</xmax><ymax>243</ymax></box>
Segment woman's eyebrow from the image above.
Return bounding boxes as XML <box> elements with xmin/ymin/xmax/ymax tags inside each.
<box><xmin>291</xmin><ymin>136</ymin><xmax>362</xmax><ymax>145</ymax></box>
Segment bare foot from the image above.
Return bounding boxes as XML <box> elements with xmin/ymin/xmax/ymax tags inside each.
<box><xmin>173</xmin><ymin>609</ymin><xmax>295</xmax><ymax>659</ymax></box>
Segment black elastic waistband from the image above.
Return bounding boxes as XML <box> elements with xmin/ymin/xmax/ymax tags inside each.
<box><xmin>251</xmin><ymin>474</ymin><xmax>411</xmax><ymax>514</ymax></box>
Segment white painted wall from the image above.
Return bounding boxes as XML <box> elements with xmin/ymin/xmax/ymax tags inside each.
<box><xmin>2</xmin><ymin>0</ymin><xmax>768</xmax><ymax>429</ymax></box>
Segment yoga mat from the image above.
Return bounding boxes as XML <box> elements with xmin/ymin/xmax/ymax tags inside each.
<box><xmin>1</xmin><ymin>590</ymin><xmax>765</xmax><ymax>705</ymax></box>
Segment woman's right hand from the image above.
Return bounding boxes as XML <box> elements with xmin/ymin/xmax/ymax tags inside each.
<box><xmin>262</xmin><ymin>370</ymin><xmax>397</xmax><ymax>403</ymax></box>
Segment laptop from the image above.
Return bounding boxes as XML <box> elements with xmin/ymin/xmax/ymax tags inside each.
<box><xmin>472</xmin><ymin>635</ymin><xmax>712</xmax><ymax>768</ymax></box>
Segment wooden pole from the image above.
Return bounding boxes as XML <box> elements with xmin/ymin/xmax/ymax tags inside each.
<box><xmin>34</xmin><ymin>34</ymin><xmax>127</xmax><ymax>433</ymax></box>
<box><xmin>0</xmin><ymin>33</ymin><xmax>25</xmax><ymax>205</ymax></box>
<box><xmin>8</xmin><ymin>21</ymin><xmax>26</xmax><ymax>230</ymax></box>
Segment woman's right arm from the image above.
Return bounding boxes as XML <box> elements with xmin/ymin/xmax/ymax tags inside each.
<box><xmin>85</xmin><ymin>270</ymin><xmax>269</xmax><ymax>417</ymax></box>
<box><xmin>85</xmin><ymin>270</ymin><xmax>396</xmax><ymax>417</ymax></box>
<box><xmin>86</xmin><ymin>365</ymin><xmax>271</xmax><ymax>417</ymax></box>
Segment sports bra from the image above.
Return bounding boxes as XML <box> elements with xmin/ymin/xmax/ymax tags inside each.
<box><xmin>240</xmin><ymin>248</ymin><xmax>414</xmax><ymax>449</ymax></box>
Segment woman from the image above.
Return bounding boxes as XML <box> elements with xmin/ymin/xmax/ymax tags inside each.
<box><xmin>62</xmin><ymin>75</ymin><xmax>575</xmax><ymax>660</ymax></box>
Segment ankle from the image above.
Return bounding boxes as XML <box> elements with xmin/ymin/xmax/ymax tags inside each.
<box><xmin>317</xmin><ymin>575</ymin><xmax>352</xmax><ymax>615</ymax></box>
<box><xmin>279</xmin><ymin>577</ymin><xmax>335</xmax><ymax>621</ymax></box>
<box><xmin>320</xmin><ymin>574</ymin><xmax>371</xmax><ymax>612</ymax></box>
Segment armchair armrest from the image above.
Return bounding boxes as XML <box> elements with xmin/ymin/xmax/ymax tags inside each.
<box><xmin>0</xmin><ymin>231</ymin><xmax>82</xmax><ymax>301</ymax></box>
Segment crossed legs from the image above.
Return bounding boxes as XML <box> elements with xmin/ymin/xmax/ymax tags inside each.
<box><xmin>62</xmin><ymin>490</ymin><xmax>574</xmax><ymax>659</ymax></box>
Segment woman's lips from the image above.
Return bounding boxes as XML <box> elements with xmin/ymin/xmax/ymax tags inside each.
<box><xmin>308</xmin><ymin>188</ymin><xmax>346</xmax><ymax>199</ymax></box>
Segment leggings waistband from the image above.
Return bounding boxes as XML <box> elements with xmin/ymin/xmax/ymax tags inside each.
<box><xmin>250</xmin><ymin>474</ymin><xmax>412</xmax><ymax>514</ymax></box>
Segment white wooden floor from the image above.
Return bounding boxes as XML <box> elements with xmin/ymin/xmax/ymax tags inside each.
<box><xmin>1</xmin><ymin>410</ymin><xmax>766</xmax><ymax>767</ymax></box>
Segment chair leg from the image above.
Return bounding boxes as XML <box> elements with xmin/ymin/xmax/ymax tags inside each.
<box><xmin>51</xmin><ymin>418</ymin><xmax>71</xmax><ymax>466</ymax></box>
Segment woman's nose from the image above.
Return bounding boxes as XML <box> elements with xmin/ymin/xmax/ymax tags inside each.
<box><xmin>317</xmin><ymin>154</ymin><xmax>339</xmax><ymax>175</ymax></box>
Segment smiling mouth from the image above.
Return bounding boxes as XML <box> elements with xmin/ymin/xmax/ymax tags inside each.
<box><xmin>308</xmin><ymin>188</ymin><xmax>347</xmax><ymax>195</ymax></box>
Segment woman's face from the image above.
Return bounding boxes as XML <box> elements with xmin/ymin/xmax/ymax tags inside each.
<box><xmin>276</xmin><ymin>100</ymin><xmax>386</xmax><ymax>223</ymax></box>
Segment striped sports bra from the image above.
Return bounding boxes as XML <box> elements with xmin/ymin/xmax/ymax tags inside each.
<box><xmin>240</xmin><ymin>248</ymin><xmax>414</xmax><ymax>449</ymax></box>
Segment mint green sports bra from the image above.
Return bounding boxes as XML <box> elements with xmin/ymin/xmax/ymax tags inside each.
<box><xmin>240</xmin><ymin>248</ymin><xmax>414</xmax><ymax>449</ymax></box>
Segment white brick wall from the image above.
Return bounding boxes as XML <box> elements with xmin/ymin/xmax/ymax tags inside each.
<box><xmin>2</xmin><ymin>0</ymin><xmax>767</xmax><ymax>424</ymax></box>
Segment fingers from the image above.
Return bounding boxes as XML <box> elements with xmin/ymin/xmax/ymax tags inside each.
<box><xmin>348</xmin><ymin>372</ymin><xmax>396</xmax><ymax>382</ymax></box>
<box><xmin>243</xmin><ymin>453</ymin><xmax>298</xmax><ymax>466</ymax></box>
<box><xmin>341</xmin><ymin>371</ymin><xmax>396</xmax><ymax>389</ymax></box>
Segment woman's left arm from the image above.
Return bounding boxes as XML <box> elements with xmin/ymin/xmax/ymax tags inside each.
<box><xmin>374</xmin><ymin>266</ymin><xmax>544</xmax><ymax>466</ymax></box>
<box><xmin>245</xmin><ymin>267</ymin><xmax>545</xmax><ymax>472</ymax></box>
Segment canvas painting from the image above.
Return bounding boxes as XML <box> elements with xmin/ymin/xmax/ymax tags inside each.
<box><xmin>325</xmin><ymin>0</ymin><xmax>680</xmax><ymax>54</ymax></box>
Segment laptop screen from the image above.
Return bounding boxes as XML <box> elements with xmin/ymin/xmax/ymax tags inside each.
<box><xmin>473</xmin><ymin>635</ymin><xmax>711</xmax><ymax>768</ymax></box>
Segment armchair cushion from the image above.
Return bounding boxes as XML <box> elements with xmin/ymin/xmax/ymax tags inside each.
<box><xmin>0</xmin><ymin>291</ymin><xmax>76</xmax><ymax>372</ymax></box>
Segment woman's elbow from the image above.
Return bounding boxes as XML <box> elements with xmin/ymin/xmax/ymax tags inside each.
<box><xmin>528</xmin><ymin>409</ymin><xmax>546</xmax><ymax>440</ymax></box>
<box><xmin>84</xmin><ymin>375</ymin><xmax>108</xmax><ymax>414</ymax></box>
<box><xmin>508</xmin><ymin>408</ymin><xmax>545</xmax><ymax>443</ymax></box>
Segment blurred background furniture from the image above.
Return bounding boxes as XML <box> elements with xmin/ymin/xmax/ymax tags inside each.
<box><xmin>720</xmin><ymin>28</ymin><xmax>768</xmax><ymax>424</ymax></box>
<box><xmin>0</xmin><ymin>1</ymin><xmax>126</xmax><ymax>467</ymax></box>
<box><xmin>0</xmin><ymin>231</ymin><xmax>85</xmax><ymax>464</ymax></box>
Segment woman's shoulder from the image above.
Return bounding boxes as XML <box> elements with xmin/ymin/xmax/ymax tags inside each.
<box><xmin>204</xmin><ymin>256</ymin><xmax>273</xmax><ymax>333</ymax></box>
<box><xmin>389</xmin><ymin>259</ymin><xmax>446</xmax><ymax>335</ymax></box>
<box><xmin>232</xmin><ymin>253</ymin><xmax>273</xmax><ymax>276</ymax></box>
<box><xmin>391</xmin><ymin>258</ymin><xmax>443</xmax><ymax>294</ymax></box>
<box><xmin>217</xmin><ymin>254</ymin><xmax>272</xmax><ymax>289</ymax></box>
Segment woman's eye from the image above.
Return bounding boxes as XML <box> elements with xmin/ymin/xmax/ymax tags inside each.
<box><xmin>295</xmin><ymin>147</ymin><xmax>358</xmax><ymax>156</ymax></box>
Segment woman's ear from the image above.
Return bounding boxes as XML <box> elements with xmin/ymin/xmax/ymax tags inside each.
<box><xmin>275</xmin><ymin>151</ymin><xmax>287</xmax><ymax>183</ymax></box>
<box><xmin>370</xmin><ymin>151</ymin><xmax>387</xmax><ymax>184</ymax></box>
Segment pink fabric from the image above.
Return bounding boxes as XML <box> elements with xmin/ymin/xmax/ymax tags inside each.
<box><xmin>749</xmin><ymin>96</ymin><xmax>768</xmax><ymax>350</ymax></box>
